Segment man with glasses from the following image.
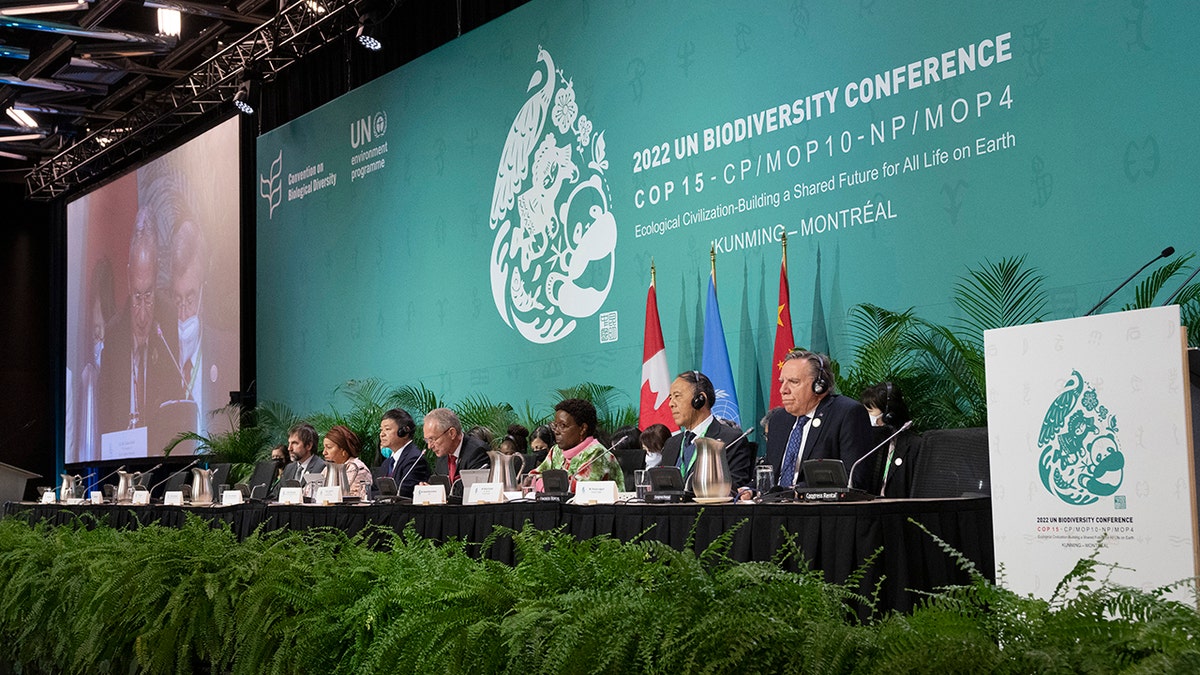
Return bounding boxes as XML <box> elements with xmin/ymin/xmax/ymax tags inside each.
<box><xmin>170</xmin><ymin>216</ymin><xmax>235</xmax><ymax>433</ymax></box>
<box><xmin>422</xmin><ymin>408</ymin><xmax>490</xmax><ymax>487</ymax></box>
<box><xmin>100</xmin><ymin>216</ymin><xmax>173</xmax><ymax>434</ymax></box>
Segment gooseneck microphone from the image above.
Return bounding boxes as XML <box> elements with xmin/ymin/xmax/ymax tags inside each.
<box><xmin>1162</xmin><ymin>262</ymin><xmax>1200</xmax><ymax>306</ymax></box>
<box><xmin>87</xmin><ymin>465</ymin><xmax>125</xmax><ymax>494</ymax></box>
<box><xmin>146</xmin><ymin>458</ymin><xmax>200</xmax><ymax>495</ymax></box>
<box><xmin>1085</xmin><ymin>246</ymin><xmax>1174</xmax><ymax>316</ymax></box>
<box><xmin>847</xmin><ymin>421</ymin><xmax>913</xmax><ymax>491</ymax></box>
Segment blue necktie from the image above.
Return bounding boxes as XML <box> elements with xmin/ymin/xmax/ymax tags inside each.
<box><xmin>680</xmin><ymin>430</ymin><xmax>697</xmax><ymax>473</ymax></box>
<box><xmin>779</xmin><ymin>416</ymin><xmax>809</xmax><ymax>488</ymax></box>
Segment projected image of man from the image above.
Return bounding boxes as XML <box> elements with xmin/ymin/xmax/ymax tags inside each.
<box><xmin>100</xmin><ymin>217</ymin><xmax>173</xmax><ymax>434</ymax></box>
<box><xmin>171</xmin><ymin>217</ymin><xmax>235</xmax><ymax>431</ymax></box>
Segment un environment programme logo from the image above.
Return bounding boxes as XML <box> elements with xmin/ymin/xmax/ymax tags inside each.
<box><xmin>489</xmin><ymin>47</ymin><xmax>616</xmax><ymax>344</ymax></box>
<box><xmin>1037</xmin><ymin>370</ymin><xmax>1126</xmax><ymax>506</ymax></box>
<box><xmin>259</xmin><ymin>149</ymin><xmax>283</xmax><ymax>219</ymax></box>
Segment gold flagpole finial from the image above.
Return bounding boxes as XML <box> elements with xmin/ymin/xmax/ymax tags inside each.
<box><xmin>781</xmin><ymin>231</ymin><xmax>788</xmax><ymax>270</ymax></box>
<box><xmin>650</xmin><ymin>257</ymin><xmax>656</xmax><ymax>287</ymax></box>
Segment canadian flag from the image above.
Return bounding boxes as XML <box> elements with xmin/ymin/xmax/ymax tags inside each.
<box><xmin>640</xmin><ymin>276</ymin><xmax>677</xmax><ymax>431</ymax></box>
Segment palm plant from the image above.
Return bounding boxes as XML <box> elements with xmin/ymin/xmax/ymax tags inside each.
<box><xmin>843</xmin><ymin>256</ymin><xmax>1048</xmax><ymax>429</ymax></box>
<box><xmin>162</xmin><ymin>404</ymin><xmax>270</xmax><ymax>483</ymax></box>
<box><xmin>454</xmin><ymin>392</ymin><xmax>518</xmax><ymax>446</ymax></box>
<box><xmin>1120</xmin><ymin>252</ymin><xmax>1200</xmax><ymax>347</ymax></box>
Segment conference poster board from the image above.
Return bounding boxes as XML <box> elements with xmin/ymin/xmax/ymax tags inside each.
<box><xmin>985</xmin><ymin>306</ymin><xmax>1198</xmax><ymax>603</ymax></box>
<box><xmin>255</xmin><ymin>1</ymin><xmax>1200</xmax><ymax>422</ymax></box>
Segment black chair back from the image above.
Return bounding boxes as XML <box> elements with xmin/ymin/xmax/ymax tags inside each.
<box><xmin>909</xmin><ymin>427</ymin><xmax>990</xmax><ymax>498</ymax></box>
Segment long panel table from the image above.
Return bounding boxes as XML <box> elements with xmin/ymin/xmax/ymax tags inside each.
<box><xmin>3</xmin><ymin>497</ymin><xmax>993</xmax><ymax>613</ymax></box>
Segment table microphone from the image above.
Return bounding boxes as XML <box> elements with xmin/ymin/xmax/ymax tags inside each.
<box><xmin>146</xmin><ymin>459</ymin><xmax>199</xmax><ymax>495</ymax></box>
<box><xmin>847</xmin><ymin>421</ymin><xmax>913</xmax><ymax>491</ymax></box>
<box><xmin>1162</xmin><ymin>263</ymin><xmax>1200</xmax><ymax>306</ymax></box>
<box><xmin>568</xmin><ymin>440</ymin><xmax>622</xmax><ymax>479</ymax></box>
<box><xmin>86</xmin><ymin>465</ymin><xmax>125</xmax><ymax>494</ymax></box>
<box><xmin>1085</xmin><ymin>246</ymin><xmax>1174</xmax><ymax>316</ymax></box>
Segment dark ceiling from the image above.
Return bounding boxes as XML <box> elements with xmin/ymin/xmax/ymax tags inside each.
<box><xmin>0</xmin><ymin>0</ymin><xmax>530</xmax><ymax>191</ymax></box>
<box><xmin>0</xmin><ymin>0</ymin><xmax>277</xmax><ymax>183</ymax></box>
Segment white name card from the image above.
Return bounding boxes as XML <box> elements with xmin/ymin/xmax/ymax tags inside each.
<box><xmin>41</xmin><ymin>490</ymin><xmax>56</xmax><ymax>504</ymax></box>
<box><xmin>164</xmin><ymin>491</ymin><xmax>184</xmax><ymax>506</ymax></box>
<box><xmin>278</xmin><ymin>487</ymin><xmax>303</xmax><ymax>504</ymax></box>
<box><xmin>131</xmin><ymin>490</ymin><xmax>151</xmax><ymax>506</ymax></box>
<box><xmin>465</xmin><ymin>482</ymin><xmax>505</xmax><ymax>505</ymax></box>
<box><xmin>221</xmin><ymin>489</ymin><xmax>243</xmax><ymax>506</ymax></box>
<box><xmin>315</xmin><ymin>485</ymin><xmax>343</xmax><ymax>504</ymax></box>
<box><xmin>90</xmin><ymin>491</ymin><xmax>105</xmax><ymax>505</ymax></box>
<box><xmin>575</xmin><ymin>481</ymin><xmax>619</xmax><ymax>505</ymax></box>
<box><xmin>412</xmin><ymin>484</ymin><xmax>446</xmax><ymax>505</ymax></box>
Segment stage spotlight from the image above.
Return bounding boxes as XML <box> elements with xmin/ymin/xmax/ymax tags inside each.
<box><xmin>355</xmin><ymin>22</ymin><xmax>381</xmax><ymax>51</ymax></box>
<box><xmin>232</xmin><ymin>80</ymin><xmax>254</xmax><ymax>115</ymax></box>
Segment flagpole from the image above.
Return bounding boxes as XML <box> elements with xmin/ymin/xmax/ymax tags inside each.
<box><xmin>709</xmin><ymin>245</ymin><xmax>716</xmax><ymax>288</ymax></box>
<box><xmin>650</xmin><ymin>257</ymin><xmax>656</xmax><ymax>287</ymax></box>
<box><xmin>781</xmin><ymin>231</ymin><xmax>788</xmax><ymax>273</ymax></box>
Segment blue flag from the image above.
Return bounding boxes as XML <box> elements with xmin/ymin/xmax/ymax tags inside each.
<box><xmin>701</xmin><ymin>273</ymin><xmax>741</xmax><ymax>426</ymax></box>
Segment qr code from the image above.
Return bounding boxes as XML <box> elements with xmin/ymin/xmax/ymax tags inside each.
<box><xmin>599</xmin><ymin>311</ymin><xmax>618</xmax><ymax>343</ymax></box>
<box><xmin>1113</xmin><ymin>495</ymin><xmax>1126</xmax><ymax>510</ymax></box>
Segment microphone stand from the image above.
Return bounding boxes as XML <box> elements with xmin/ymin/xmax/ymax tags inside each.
<box><xmin>86</xmin><ymin>465</ymin><xmax>124</xmax><ymax>495</ymax></box>
<box><xmin>1085</xmin><ymin>246</ymin><xmax>1174</xmax><ymax>316</ymax></box>
<box><xmin>847</xmin><ymin>421</ymin><xmax>913</xmax><ymax>492</ymax></box>
<box><xmin>146</xmin><ymin>458</ymin><xmax>200</xmax><ymax>496</ymax></box>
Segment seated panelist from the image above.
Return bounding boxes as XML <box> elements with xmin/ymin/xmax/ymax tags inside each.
<box><xmin>529</xmin><ymin>398</ymin><xmax>623</xmax><ymax>490</ymax></box>
<box><xmin>764</xmin><ymin>350</ymin><xmax>873</xmax><ymax>490</ymax></box>
<box><xmin>661</xmin><ymin>370</ymin><xmax>752</xmax><ymax>495</ymax></box>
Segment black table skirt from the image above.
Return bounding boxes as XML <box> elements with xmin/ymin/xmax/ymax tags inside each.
<box><xmin>3</xmin><ymin>497</ymin><xmax>992</xmax><ymax>613</ymax></box>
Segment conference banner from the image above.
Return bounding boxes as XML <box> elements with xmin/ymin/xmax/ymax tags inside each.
<box><xmin>255</xmin><ymin>1</ymin><xmax>1198</xmax><ymax>421</ymax></box>
<box><xmin>984</xmin><ymin>306</ymin><xmax>1198</xmax><ymax>603</ymax></box>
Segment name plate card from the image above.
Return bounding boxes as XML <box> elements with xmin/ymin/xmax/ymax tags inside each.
<box><xmin>221</xmin><ymin>489</ymin><xmax>244</xmax><ymax>506</ymax></box>
<box><xmin>465</xmin><ymin>482</ymin><xmax>505</xmax><ymax>505</ymax></box>
<box><xmin>131</xmin><ymin>490</ymin><xmax>151</xmax><ymax>506</ymax></box>
<box><xmin>278</xmin><ymin>487</ymin><xmax>303</xmax><ymax>504</ymax></box>
<box><xmin>41</xmin><ymin>491</ymin><xmax>56</xmax><ymax>504</ymax></box>
<box><xmin>90</xmin><ymin>491</ymin><xmax>105</xmax><ymax>505</ymax></box>
<box><xmin>412</xmin><ymin>484</ymin><xmax>446</xmax><ymax>505</ymax></box>
<box><xmin>575</xmin><ymin>481</ymin><xmax>619</xmax><ymax>505</ymax></box>
<box><xmin>164</xmin><ymin>491</ymin><xmax>184</xmax><ymax>506</ymax></box>
<box><xmin>315</xmin><ymin>486</ymin><xmax>343</xmax><ymax>505</ymax></box>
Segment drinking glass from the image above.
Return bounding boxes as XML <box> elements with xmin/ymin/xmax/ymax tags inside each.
<box><xmin>755</xmin><ymin>465</ymin><xmax>775</xmax><ymax>494</ymax></box>
<box><xmin>520</xmin><ymin>473</ymin><xmax>537</xmax><ymax>499</ymax></box>
<box><xmin>634</xmin><ymin>469</ymin><xmax>649</xmax><ymax>500</ymax></box>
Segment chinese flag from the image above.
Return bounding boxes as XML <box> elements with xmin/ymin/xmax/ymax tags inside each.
<box><xmin>640</xmin><ymin>276</ymin><xmax>677</xmax><ymax>431</ymax></box>
<box><xmin>770</xmin><ymin>246</ymin><xmax>795</xmax><ymax>408</ymax></box>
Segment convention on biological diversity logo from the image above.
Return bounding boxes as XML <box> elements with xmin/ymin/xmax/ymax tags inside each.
<box><xmin>1037</xmin><ymin>370</ymin><xmax>1126</xmax><ymax>505</ymax></box>
<box><xmin>488</xmin><ymin>47</ymin><xmax>616</xmax><ymax>344</ymax></box>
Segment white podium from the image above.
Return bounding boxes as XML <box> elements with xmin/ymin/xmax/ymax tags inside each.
<box><xmin>984</xmin><ymin>306</ymin><xmax>1198</xmax><ymax>604</ymax></box>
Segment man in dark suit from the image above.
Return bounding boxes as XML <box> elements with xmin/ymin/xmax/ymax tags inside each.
<box><xmin>661</xmin><ymin>370</ymin><xmax>752</xmax><ymax>494</ymax></box>
<box><xmin>99</xmin><ymin>221</ymin><xmax>176</xmax><ymax>438</ymax></box>
<box><xmin>271</xmin><ymin>422</ymin><xmax>327</xmax><ymax>498</ymax></box>
<box><xmin>378</xmin><ymin>408</ymin><xmax>431</xmax><ymax>498</ymax></box>
<box><xmin>765</xmin><ymin>350</ymin><xmax>873</xmax><ymax>490</ymax></box>
<box><xmin>422</xmin><ymin>408</ymin><xmax>491</xmax><ymax>486</ymax></box>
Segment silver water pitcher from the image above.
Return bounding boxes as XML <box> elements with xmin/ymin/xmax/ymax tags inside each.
<box><xmin>190</xmin><ymin>467</ymin><xmax>218</xmax><ymax>505</ymax></box>
<box><xmin>323</xmin><ymin>463</ymin><xmax>350</xmax><ymax>498</ymax></box>
<box><xmin>115</xmin><ymin>470</ymin><xmax>142</xmax><ymax>503</ymax></box>
<box><xmin>690</xmin><ymin>437</ymin><xmax>732</xmax><ymax>498</ymax></box>
<box><xmin>59</xmin><ymin>474</ymin><xmax>83</xmax><ymax>501</ymax></box>
<box><xmin>486</xmin><ymin>451</ymin><xmax>526</xmax><ymax>491</ymax></box>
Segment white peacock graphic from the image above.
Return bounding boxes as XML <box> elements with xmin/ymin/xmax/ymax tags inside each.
<box><xmin>489</xmin><ymin>47</ymin><xmax>616</xmax><ymax>344</ymax></box>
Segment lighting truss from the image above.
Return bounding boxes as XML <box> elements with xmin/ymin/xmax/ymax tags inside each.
<box><xmin>25</xmin><ymin>0</ymin><xmax>364</xmax><ymax>200</ymax></box>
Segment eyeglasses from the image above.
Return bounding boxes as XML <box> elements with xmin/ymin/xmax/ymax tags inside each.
<box><xmin>550</xmin><ymin>420</ymin><xmax>576</xmax><ymax>431</ymax></box>
<box><xmin>132</xmin><ymin>290</ymin><xmax>154</xmax><ymax>310</ymax></box>
<box><xmin>425</xmin><ymin>428</ymin><xmax>450</xmax><ymax>446</ymax></box>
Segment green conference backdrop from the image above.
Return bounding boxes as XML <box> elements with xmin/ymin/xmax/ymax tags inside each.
<box><xmin>255</xmin><ymin>0</ymin><xmax>1196</xmax><ymax>424</ymax></box>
